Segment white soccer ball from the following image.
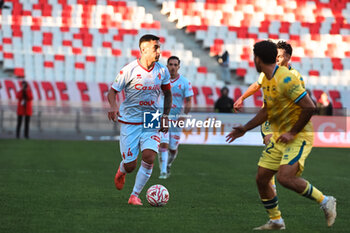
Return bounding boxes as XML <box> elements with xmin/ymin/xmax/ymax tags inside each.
<box><xmin>146</xmin><ymin>184</ymin><xmax>169</xmax><ymax>207</ymax></box>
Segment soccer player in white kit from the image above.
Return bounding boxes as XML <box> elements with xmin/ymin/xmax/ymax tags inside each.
<box><xmin>158</xmin><ymin>56</ymin><xmax>193</xmax><ymax>179</ymax></box>
<box><xmin>107</xmin><ymin>34</ymin><xmax>172</xmax><ymax>205</ymax></box>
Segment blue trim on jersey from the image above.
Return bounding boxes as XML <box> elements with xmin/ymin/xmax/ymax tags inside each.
<box><xmin>260</xmin><ymin>126</ymin><xmax>266</xmax><ymax>138</ymax></box>
<box><xmin>294</xmin><ymin>91</ymin><xmax>307</xmax><ymax>103</ymax></box>
<box><xmin>272</xmin><ymin>65</ymin><xmax>279</xmax><ymax>77</ymax></box>
<box><xmin>288</xmin><ymin>141</ymin><xmax>306</xmax><ymax>165</ymax></box>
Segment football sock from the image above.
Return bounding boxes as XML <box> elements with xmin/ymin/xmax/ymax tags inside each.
<box><xmin>159</xmin><ymin>148</ymin><xmax>168</xmax><ymax>174</ymax></box>
<box><xmin>300</xmin><ymin>181</ymin><xmax>325</xmax><ymax>203</ymax></box>
<box><xmin>119</xmin><ymin>161</ymin><xmax>126</xmax><ymax>173</ymax></box>
<box><xmin>131</xmin><ymin>160</ymin><xmax>153</xmax><ymax>197</ymax></box>
<box><xmin>261</xmin><ymin>196</ymin><xmax>282</xmax><ymax>220</ymax></box>
<box><xmin>167</xmin><ymin>150</ymin><xmax>178</xmax><ymax>167</ymax></box>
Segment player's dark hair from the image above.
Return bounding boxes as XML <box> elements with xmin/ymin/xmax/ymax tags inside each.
<box><xmin>167</xmin><ymin>56</ymin><xmax>180</xmax><ymax>65</ymax></box>
<box><xmin>253</xmin><ymin>40</ymin><xmax>277</xmax><ymax>64</ymax></box>
<box><xmin>277</xmin><ymin>41</ymin><xmax>293</xmax><ymax>56</ymax></box>
<box><xmin>139</xmin><ymin>34</ymin><xmax>160</xmax><ymax>48</ymax></box>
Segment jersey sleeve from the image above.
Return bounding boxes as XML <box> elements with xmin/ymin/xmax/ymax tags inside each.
<box><xmin>257</xmin><ymin>72</ymin><xmax>265</xmax><ymax>85</ymax></box>
<box><xmin>161</xmin><ymin>67</ymin><xmax>171</xmax><ymax>85</ymax></box>
<box><xmin>111</xmin><ymin>68</ymin><xmax>128</xmax><ymax>92</ymax></box>
<box><xmin>280</xmin><ymin>73</ymin><xmax>306</xmax><ymax>103</ymax></box>
<box><xmin>184</xmin><ymin>80</ymin><xmax>194</xmax><ymax>98</ymax></box>
<box><xmin>291</xmin><ymin>68</ymin><xmax>305</xmax><ymax>89</ymax></box>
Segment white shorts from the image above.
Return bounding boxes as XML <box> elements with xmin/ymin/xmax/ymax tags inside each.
<box><xmin>119</xmin><ymin>123</ymin><xmax>160</xmax><ymax>163</ymax></box>
<box><xmin>160</xmin><ymin>126</ymin><xmax>181</xmax><ymax>150</ymax></box>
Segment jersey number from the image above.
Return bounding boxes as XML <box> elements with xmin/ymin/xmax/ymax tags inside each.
<box><xmin>265</xmin><ymin>142</ymin><xmax>275</xmax><ymax>154</ymax></box>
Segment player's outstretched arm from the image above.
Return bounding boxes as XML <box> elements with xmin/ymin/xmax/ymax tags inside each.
<box><xmin>276</xmin><ymin>93</ymin><xmax>316</xmax><ymax>143</ymax></box>
<box><xmin>226</xmin><ymin>106</ymin><xmax>268</xmax><ymax>143</ymax></box>
<box><xmin>107</xmin><ymin>88</ymin><xmax>121</xmax><ymax>122</ymax></box>
<box><xmin>160</xmin><ymin>88</ymin><xmax>172</xmax><ymax>132</ymax></box>
<box><xmin>234</xmin><ymin>82</ymin><xmax>261</xmax><ymax>112</ymax></box>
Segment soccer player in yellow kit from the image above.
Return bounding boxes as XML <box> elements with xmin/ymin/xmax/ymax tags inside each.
<box><xmin>235</xmin><ymin>41</ymin><xmax>305</xmax><ymax>145</ymax></box>
<box><xmin>226</xmin><ymin>40</ymin><xmax>336</xmax><ymax>230</ymax></box>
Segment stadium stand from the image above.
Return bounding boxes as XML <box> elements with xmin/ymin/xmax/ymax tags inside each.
<box><xmin>158</xmin><ymin>0</ymin><xmax>350</xmax><ymax>90</ymax></box>
<box><xmin>0</xmin><ymin>0</ymin><xmax>223</xmax><ymax>86</ymax></box>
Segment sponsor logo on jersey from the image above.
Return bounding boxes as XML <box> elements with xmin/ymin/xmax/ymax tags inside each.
<box><xmin>173</xmin><ymin>93</ymin><xmax>182</xmax><ymax>97</ymax></box>
<box><xmin>136</xmin><ymin>74</ymin><xmax>142</xmax><ymax>79</ymax></box>
<box><xmin>135</xmin><ymin>84</ymin><xmax>161</xmax><ymax>90</ymax></box>
<box><xmin>139</xmin><ymin>100</ymin><xmax>155</xmax><ymax>106</ymax></box>
<box><xmin>158</xmin><ymin>73</ymin><xmax>161</xmax><ymax>80</ymax></box>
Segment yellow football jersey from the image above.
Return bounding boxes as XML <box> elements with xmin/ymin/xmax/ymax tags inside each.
<box><xmin>260</xmin><ymin>65</ymin><xmax>313</xmax><ymax>142</ymax></box>
<box><xmin>257</xmin><ymin>65</ymin><xmax>305</xmax><ymax>88</ymax></box>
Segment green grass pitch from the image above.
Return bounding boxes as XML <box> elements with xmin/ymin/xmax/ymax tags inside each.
<box><xmin>0</xmin><ymin>139</ymin><xmax>349</xmax><ymax>233</ymax></box>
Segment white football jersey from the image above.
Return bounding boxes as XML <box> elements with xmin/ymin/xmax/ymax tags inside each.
<box><xmin>111</xmin><ymin>59</ymin><xmax>170</xmax><ymax>123</ymax></box>
<box><xmin>159</xmin><ymin>74</ymin><xmax>193</xmax><ymax>120</ymax></box>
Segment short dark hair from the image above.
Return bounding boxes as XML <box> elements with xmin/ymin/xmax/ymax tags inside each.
<box><xmin>139</xmin><ymin>34</ymin><xmax>160</xmax><ymax>48</ymax></box>
<box><xmin>167</xmin><ymin>56</ymin><xmax>180</xmax><ymax>65</ymax></box>
<box><xmin>253</xmin><ymin>40</ymin><xmax>277</xmax><ymax>64</ymax></box>
<box><xmin>277</xmin><ymin>40</ymin><xmax>293</xmax><ymax>56</ymax></box>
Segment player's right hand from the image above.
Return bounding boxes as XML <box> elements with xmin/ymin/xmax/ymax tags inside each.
<box><xmin>108</xmin><ymin>109</ymin><xmax>121</xmax><ymax>122</ymax></box>
<box><xmin>234</xmin><ymin>97</ymin><xmax>244</xmax><ymax>112</ymax></box>
<box><xmin>225</xmin><ymin>125</ymin><xmax>246</xmax><ymax>143</ymax></box>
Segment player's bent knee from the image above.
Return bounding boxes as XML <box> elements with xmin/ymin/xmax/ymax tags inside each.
<box><xmin>160</xmin><ymin>143</ymin><xmax>168</xmax><ymax>149</ymax></box>
<box><xmin>142</xmin><ymin>149</ymin><xmax>157</xmax><ymax>164</ymax></box>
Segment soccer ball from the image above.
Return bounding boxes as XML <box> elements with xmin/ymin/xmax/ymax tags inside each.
<box><xmin>146</xmin><ymin>184</ymin><xmax>169</xmax><ymax>207</ymax></box>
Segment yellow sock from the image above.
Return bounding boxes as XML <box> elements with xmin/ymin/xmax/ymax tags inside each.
<box><xmin>261</xmin><ymin>196</ymin><xmax>282</xmax><ymax>220</ymax></box>
<box><xmin>301</xmin><ymin>181</ymin><xmax>325</xmax><ymax>203</ymax></box>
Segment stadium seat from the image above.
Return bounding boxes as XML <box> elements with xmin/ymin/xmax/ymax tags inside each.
<box><xmin>159</xmin><ymin>0</ymin><xmax>349</xmax><ymax>89</ymax></box>
<box><xmin>0</xmin><ymin>0</ymin><xmax>217</xmax><ymax>85</ymax></box>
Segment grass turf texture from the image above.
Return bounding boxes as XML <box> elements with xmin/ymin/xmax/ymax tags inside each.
<box><xmin>0</xmin><ymin>139</ymin><xmax>349</xmax><ymax>233</ymax></box>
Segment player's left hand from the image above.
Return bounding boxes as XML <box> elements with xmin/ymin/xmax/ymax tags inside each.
<box><xmin>234</xmin><ymin>97</ymin><xmax>244</xmax><ymax>112</ymax></box>
<box><xmin>159</xmin><ymin>115</ymin><xmax>169</xmax><ymax>133</ymax></box>
<box><xmin>276</xmin><ymin>132</ymin><xmax>295</xmax><ymax>143</ymax></box>
<box><xmin>226</xmin><ymin>125</ymin><xmax>246</xmax><ymax>143</ymax></box>
<box><xmin>263</xmin><ymin>134</ymin><xmax>272</xmax><ymax>145</ymax></box>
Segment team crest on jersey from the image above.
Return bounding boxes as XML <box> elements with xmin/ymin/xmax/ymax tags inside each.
<box><xmin>178</xmin><ymin>84</ymin><xmax>182</xmax><ymax>89</ymax></box>
<box><xmin>137</xmin><ymin>74</ymin><xmax>142</xmax><ymax>79</ymax></box>
<box><xmin>158</xmin><ymin>73</ymin><xmax>161</xmax><ymax>80</ymax></box>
